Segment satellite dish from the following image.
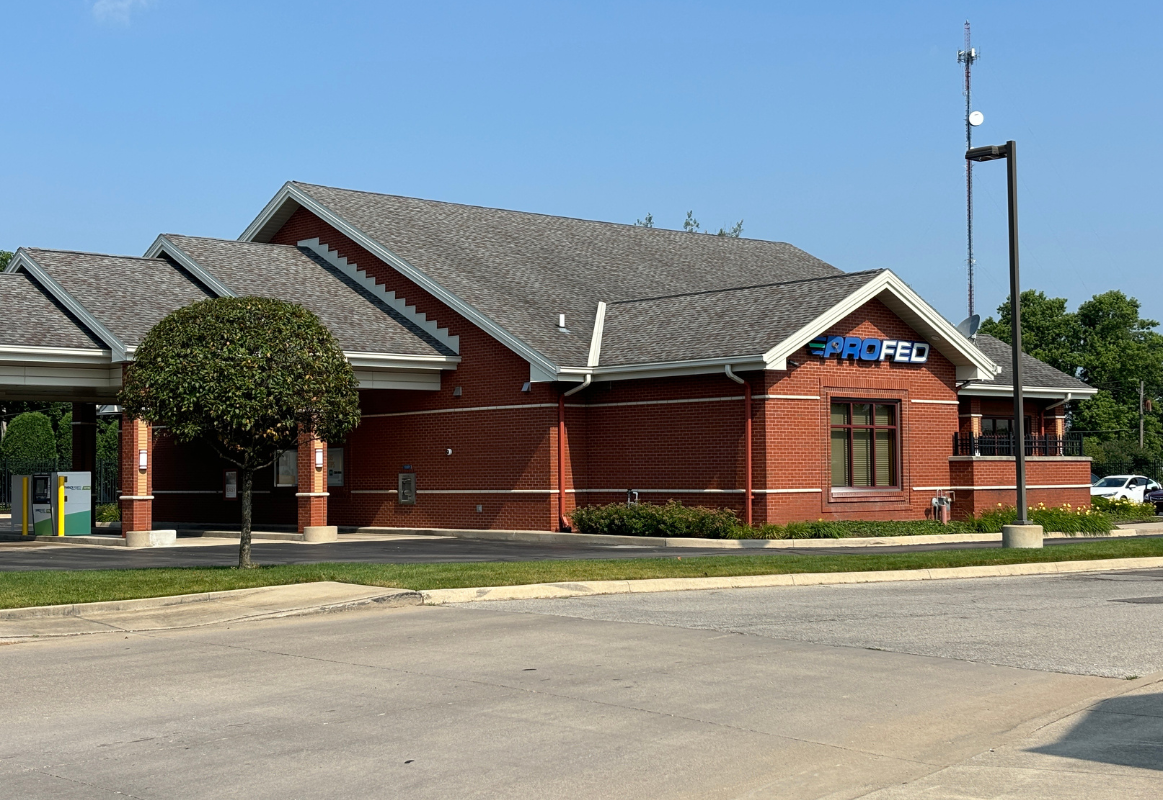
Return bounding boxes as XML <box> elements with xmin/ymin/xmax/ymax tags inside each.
<box><xmin>968</xmin><ymin>110</ymin><xmax>984</xmax><ymax>127</ymax></box>
<box><xmin>956</xmin><ymin>314</ymin><xmax>981</xmax><ymax>339</ymax></box>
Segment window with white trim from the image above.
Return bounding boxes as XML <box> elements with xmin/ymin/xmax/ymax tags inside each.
<box><xmin>830</xmin><ymin>401</ymin><xmax>898</xmax><ymax>488</ymax></box>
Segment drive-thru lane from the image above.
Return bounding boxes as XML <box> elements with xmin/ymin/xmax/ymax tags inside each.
<box><xmin>0</xmin><ymin>531</ymin><xmax>1160</xmax><ymax>570</ymax></box>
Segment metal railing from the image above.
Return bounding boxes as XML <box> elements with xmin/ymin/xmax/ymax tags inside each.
<box><xmin>953</xmin><ymin>432</ymin><xmax>1084</xmax><ymax>457</ymax></box>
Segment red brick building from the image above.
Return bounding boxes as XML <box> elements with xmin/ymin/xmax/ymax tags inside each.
<box><xmin>0</xmin><ymin>182</ymin><xmax>1095</xmax><ymax>534</ymax></box>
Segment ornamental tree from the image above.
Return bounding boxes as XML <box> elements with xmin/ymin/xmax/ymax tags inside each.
<box><xmin>1</xmin><ymin>411</ymin><xmax>57</xmax><ymax>469</ymax></box>
<box><xmin>119</xmin><ymin>297</ymin><xmax>360</xmax><ymax>568</ymax></box>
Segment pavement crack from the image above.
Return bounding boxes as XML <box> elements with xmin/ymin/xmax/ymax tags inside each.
<box><xmin>25</xmin><ymin>766</ymin><xmax>149</xmax><ymax>799</ymax></box>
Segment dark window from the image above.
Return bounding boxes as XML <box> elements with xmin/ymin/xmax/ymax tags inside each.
<box><xmin>982</xmin><ymin>416</ymin><xmax>1033</xmax><ymax>435</ymax></box>
<box><xmin>830</xmin><ymin>401</ymin><xmax>898</xmax><ymax>488</ymax></box>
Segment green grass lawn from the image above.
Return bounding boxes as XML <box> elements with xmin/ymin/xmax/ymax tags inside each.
<box><xmin>3</xmin><ymin>537</ymin><xmax>1163</xmax><ymax>610</ymax></box>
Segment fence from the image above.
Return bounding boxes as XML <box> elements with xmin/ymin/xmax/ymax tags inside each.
<box><xmin>1091</xmin><ymin>460</ymin><xmax>1163</xmax><ymax>482</ymax></box>
<box><xmin>953</xmin><ymin>432</ymin><xmax>1084</xmax><ymax>457</ymax></box>
<box><xmin>0</xmin><ymin>458</ymin><xmax>120</xmax><ymax>509</ymax></box>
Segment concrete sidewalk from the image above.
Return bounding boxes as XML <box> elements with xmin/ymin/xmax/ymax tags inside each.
<box><xmin>0</xmin><ymin>582</ymin><xmax>420</xmax><ymax>641</ymax></box>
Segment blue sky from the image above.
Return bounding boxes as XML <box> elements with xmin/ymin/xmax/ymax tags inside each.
<box><xmin>2</xmin><ymin>1</ymin><xmax>1160</xmax><ymax>326</ymax></box>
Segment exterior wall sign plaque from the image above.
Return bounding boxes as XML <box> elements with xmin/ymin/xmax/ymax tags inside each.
<box><xmin>809</xmin><ymin>336</ymin><xmax>930</xmax><ymax>364</ymax></box>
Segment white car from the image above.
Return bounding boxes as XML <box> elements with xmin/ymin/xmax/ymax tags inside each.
<box><xmin>1090</xmin><ymin>475</ymin><xmax>1159</xmax><ymax>503</ymax></box>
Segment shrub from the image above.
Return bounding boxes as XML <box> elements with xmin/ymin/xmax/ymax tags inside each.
<box><xmin>567</xmin><ymin>501</ymin><xmax>1116</xmax><ymax>539</ymax></box>
<box><xmin>568</xmin><ymin>501</ymin><xmax>740</xmax><ymax>538</ymax></box>
<box><xmin>55</xmin><ymin>411</ymin><xmax>72</xmax><ymax>468</ymax></box>
<box><xmin>95</xmin><ymin>503</ymin><xmax>120</xmax><ymax>522</ymax></box>
<box><xmin>1</xmin><ymin>412</ymin><xmax>57</xmax><ymax>468</ymax></box>
<box><xmin>1091</xmin><ymin>495</ymin><xmax>1156</xmax><ymax>521</ymax></box>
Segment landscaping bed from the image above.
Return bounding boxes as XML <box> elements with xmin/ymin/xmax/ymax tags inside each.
<box><xmin>568</xmin><ymin>499</ymin><xmax>1157</xmax><ymax>539</ymax></box>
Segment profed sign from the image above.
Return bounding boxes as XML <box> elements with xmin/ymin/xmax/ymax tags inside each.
<box><xmin>808</xmin><ymin>336</ymin><xmax>930</xmax><ymax>364</ymax></box>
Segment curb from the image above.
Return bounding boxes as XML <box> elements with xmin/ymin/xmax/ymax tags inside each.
<box><xmin>353</xmin><ymin>525</ymin><xmax>1160</xmax><ymax>549</ymax></box>
<box><xmin>418</xmin><ymin>556</ymin><xmax>1163</xmax><ymax>605</ymax></box>
<box><xmin>0</xmin><ymin>582</ymin><xmax>422</xmax><ymax>621</ymax></box>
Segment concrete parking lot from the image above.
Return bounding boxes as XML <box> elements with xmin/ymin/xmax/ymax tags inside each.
<box><xmin>3</xmin><ymin>570</ymin><xmax>1162</xmax><ymax>799</ymax></box>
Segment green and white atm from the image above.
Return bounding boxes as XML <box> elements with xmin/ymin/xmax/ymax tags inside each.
<box><xmin>10</xmin><ymin>472</ymin><xmax>91</xmax><ymax>536</ymax></box>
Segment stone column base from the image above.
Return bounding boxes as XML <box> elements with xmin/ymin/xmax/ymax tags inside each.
<box><xmin>125</xmin><ymin>529</ymin><xmax>177</xmax><ymax>548</ymax></box>
<box><xmin>303</xmin><ymin>525</ymin><xmax>338</xmax><ymax>543</ymax></box>
<box><xmin>1002</xmin><ymin>524</ymin><xmax>1044</xmax><ymax>549</ymax></box>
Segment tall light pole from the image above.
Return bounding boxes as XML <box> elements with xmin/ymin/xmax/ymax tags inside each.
<box><xmin>966</xmin><ymin>140</ymin><xmax>1040</xmax><ymax>545</ymax></box>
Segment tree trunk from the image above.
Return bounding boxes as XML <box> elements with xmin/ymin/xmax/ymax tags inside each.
<box><xmin>239</xmin><ymin>467</ymin><xmax>254</xmax><ymax>569</ymax></box>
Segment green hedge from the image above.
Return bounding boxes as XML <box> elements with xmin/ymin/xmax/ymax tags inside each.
<box><xmin>567</xmin><ymin>501</ymin><xmax>739</xmax><ymax>538</ymax></box>
<box><xmin>568</xmin><ymin>500</ymin><xmax>1117</xmax><ymax>539</ymax></box>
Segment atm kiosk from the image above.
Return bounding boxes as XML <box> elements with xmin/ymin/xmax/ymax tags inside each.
<box><xmin>10</xmin><ymin>472</ymin><xmax>91</xmax><ymax>536</ymax></box>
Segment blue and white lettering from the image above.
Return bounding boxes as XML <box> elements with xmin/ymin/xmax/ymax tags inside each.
<box><xmin>910</xmin><ymin>342</ymin><xmax>930</xmax><ymax>363</ymax></box>
<box><xmin>893</xmin><ymin>341</ymin><xmax>913</xmax><ymax>362</ymax></box>
<box><xmin>841</xmin><ymin>337</ymin><xmax>863</xmax><ymax>359</ymax></box>
<box><xmin>860</xmin><ymin>338</ymin><xmax>882</xmax><ymax>360</ymax></box>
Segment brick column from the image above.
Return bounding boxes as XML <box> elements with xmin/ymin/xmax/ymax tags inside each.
<box><xmin>296</xmin><ymin>433</ymin><xmax>328</xmax><ymax>534</ymax></box>
<box><xmin>119</xmin><ymin>416</ymin><xmax>153</xmax><ymax>534</ymax></box>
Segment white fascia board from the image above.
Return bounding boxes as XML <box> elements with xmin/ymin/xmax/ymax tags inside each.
<box><xmin>7</xmin><ymin>249</ymin><xmax>130</xmax><ymax>362</ymax></box>
<box><xmin>239</xmin><ymin>183</ymin><xmax>558</xmax><ymax>376</ymax></box>
<box><xmin>345</xmin><ymin>351</ymin><xmax>460</xmax><ymax>371</ymax></box>
<box><xmin>762</xmin><ymin>271</ymin><xmax>1000</xmax><ymax>378</ymax></box>
<box><xmin>958</xmin><ymin>384</ymin><xmax>1097</xmax><ymax>400</ymax></box>
<box><xmin>144</xmin><ymin>236</ymin><xmax>235</xmax><ymax>298</ymax></box>
<box><xmin>0</xmin><ymin>345</ymin><xmax>112</xmax><ymax>366</ymax></box>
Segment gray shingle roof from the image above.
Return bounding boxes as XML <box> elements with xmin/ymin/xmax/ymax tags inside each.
<box><xmin>0</xmin><ymin>272</ymin><xmax>106</xmax><ymax>350</ymax></box>
<box><xmin>287</xmin><ymin>182</ymin><xmax>844</xmax><ymax>367</ymax></box>
<box><xmin>600</xmin><ymin>271</ymin><xmax>884</xmax><ymax>366</ymax></box>
<box><xmin>965</xmin><ymin>333</ymin><xmax>1092</xmax><ymax>392</ymax></box>
<box><xmin>160</xmin><ymin>236</ymin><xmax>455</xmax><ymax>357</ymax></box>
<box><xmin>24</xmin><ymin>249</ymin><xmax>211</xmax><ymax>347</ymax></box>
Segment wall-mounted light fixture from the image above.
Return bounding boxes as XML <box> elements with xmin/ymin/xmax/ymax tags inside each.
<box><xmin>315</xmin><ymin>448</ymin><xmax>324</xmax><ymax>469</ymax></box>
<box><xmin>521</xmin><ymin>382</ymin><xmax>532</xmax><ymax>392</ymax></box>
<box><xmin>453</xmin><ymin>386</ymin><xmax>462</xmax><ymax>397</ymax></box>
<box><xmin>138</xmin><ymin>449</ymin><xmax>148</xmax><ymax>471</ymax></box>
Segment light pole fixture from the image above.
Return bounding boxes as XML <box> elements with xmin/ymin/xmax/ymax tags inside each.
<box><xmin>966</xmin><ymin>140</ymin><xmax>1031</xmax><ymax>531</ymax></box>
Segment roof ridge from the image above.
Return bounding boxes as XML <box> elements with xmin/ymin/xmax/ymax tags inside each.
<box><xmin>608</xmin><ymin>269</ymin><xmax>884</xmax><ymax>306</ymax></box>
<box><xmin>165</xmin><ymin>233</ymin><xmax>298</xmax><ymax>248</ymax></box>
<box><xmin>291</xmin><ymin>181</ymin><xmax>799</xmax><ymax>247</ymax></box>
<box><xmin>25</xmin><ymin>247</ymin><xmax>166</xmax><ymax>261</ymax></box>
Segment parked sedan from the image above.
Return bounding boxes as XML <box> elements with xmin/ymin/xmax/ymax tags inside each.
<box><xmin>1145</xmin><ymin>485</ymin><xmax>1163</xmax><ymax>514</ymax></box>
<box><xmin>1090</xmin><ymin>475</ymin><xmax>1159</xmax><ymax>503</ymax></box>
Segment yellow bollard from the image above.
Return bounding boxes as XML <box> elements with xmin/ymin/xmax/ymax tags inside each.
<box><xmin>57</xmin><ymin>475</ymin><xmax>65</xmax><ymax>536</ymax></box>
<box><xmin>22</xmin><ymin>476</ymin><xmax>29</xmax><ymax>536</ymax></box>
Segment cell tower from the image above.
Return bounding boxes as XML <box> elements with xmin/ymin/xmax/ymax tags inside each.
<box><xmin>957</xmin><ymin>21</ymin><xmax>980</xmax><ymax>317</ymax></box>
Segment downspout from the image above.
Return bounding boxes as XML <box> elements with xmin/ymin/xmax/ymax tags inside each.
<box><xmin>559</xmin><ymin>375</ymin><xmax>592</xmax><ymax>531</ymax></box>
<box><xmin>725</xmin><ymin>366</ymin><xmax>753</xmax><ymax>527</ymax></box>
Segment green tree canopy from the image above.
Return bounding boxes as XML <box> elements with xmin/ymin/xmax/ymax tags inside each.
<box><xmin>0</xmin><ymin>251</ymin><xmax>12</xmax><ymax>271</ymax></box>
<box><xmin>1</xmin><ymin>411</ymin><xmax>57</xmax><ymax>468</ymax></box>
<box><xmin>634</xmin><ymin>211</ymin><xmax>743</xmax><ymax>237</ymax></box>
<box><xmin>978</xmin><ymin>290</ymin><xmax>1081</xmax><ymax>376</ymax></box>
<box><xmin>119</xmin><ymin>297</ymin><xmax>360</xmax><ymax>567</ymax></box>
<box><xmin>980</xmin><ymin>289</ymin><xmax>1163</xmax><ymax>455</ymax></box>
